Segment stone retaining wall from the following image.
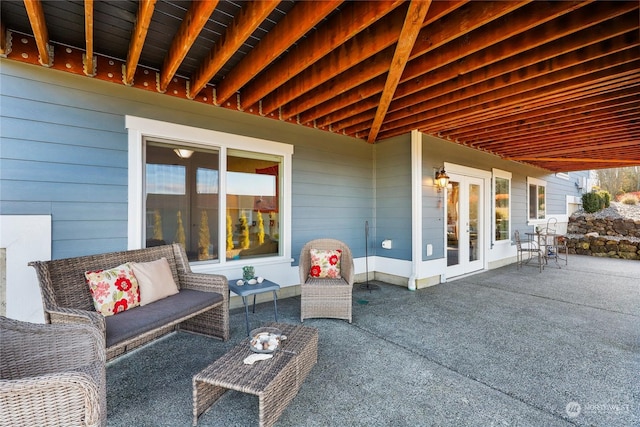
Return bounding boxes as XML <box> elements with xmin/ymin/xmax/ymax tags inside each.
<box><xmin>567</xmin><ymin>216</ymin><xmax>640</xmax><ymax>238</ymax></box>
<box><xmin>565</xmin><ymin>215</ymin><xmax>640</xmax><ymax>260</ymax></box>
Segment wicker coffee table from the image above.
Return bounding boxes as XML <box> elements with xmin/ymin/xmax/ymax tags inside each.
<box><xmin>192</xmin><ymin>322</ymin><xmax>318</xmax><ymax>427</ymax></box>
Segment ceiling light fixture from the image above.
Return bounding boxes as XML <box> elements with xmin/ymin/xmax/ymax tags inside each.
<box><xmin>174</xmin><ymin>148</ymin><xmax>194</xmax><ymax>159</ymax></box>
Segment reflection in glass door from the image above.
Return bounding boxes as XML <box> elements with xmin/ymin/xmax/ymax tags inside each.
<box><xmin>447</xmin><ymin>181</ymin><xmax>460</xmax><ymax>267</ymax></box>
<box><xmin>446</xmin><ymin>174</ymin><xmax>484</xmax><ymax>277</ymax></box>
<box><xmin>469</xmin><ymin>183</ymin><xmax>480</xmax><ymax>263</ymax></box>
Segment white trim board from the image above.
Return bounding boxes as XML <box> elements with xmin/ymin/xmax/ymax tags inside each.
<box><xmin>0</xmin><ymin>215</ymin><xmax>51</xmax><ymax>323</ymax></box>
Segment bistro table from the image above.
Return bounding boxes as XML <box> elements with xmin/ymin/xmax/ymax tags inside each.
<box><xmin>525</xmin><ymin>231</ymin><xmax>566</xmax><ymax>269</ymax></box>
<box><xmin>228</xmin><ymin>278</ymin><xmax>280</xmax><ymax>336</ymax></box>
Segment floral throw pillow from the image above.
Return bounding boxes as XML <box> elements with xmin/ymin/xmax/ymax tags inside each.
<box><xmin>309</xmin><ymin>249</ymin><xmax>342</xmax><ymax>279</ymax></box>
<box><xmin>85</xmin><ymin>263</ymin><xmax>141</xmax><ymax>316</ymax></box>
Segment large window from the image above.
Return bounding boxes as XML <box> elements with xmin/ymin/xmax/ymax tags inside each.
<box><xmin>527</xmin><ymin>177</ymin><xmax>546</xmax><ymax>220</ymax></box>
<box><xmin>127</xmin><ymin>116</ymin><xmax>292</xmax><ymax>266</ymax></box>
<box><xmin>225</xmin><ymin>150</ymin><xmax>280</xmax><ymax>261</ymax></box>
<box><xmin>493</xmin><ymin>169</ymin><xmax>511</xmax><ymax>242</ymax></box>
<box><xmin>145</xmin><ymin>143</ymin><xmax>222</xmax><ymax>261</ymax></box>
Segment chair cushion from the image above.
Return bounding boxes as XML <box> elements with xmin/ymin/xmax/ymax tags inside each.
<box><xmin>131</xmin><ymin>257</ymin><xmax>179</xmax><ymax>306</ymax></box>
<box><xmin>309</xmin><ymin>249</ymin><xmax>342</xmax><ymax>279</ymax></box>
<box><xmin>104</xmin><ymin>289</ymin><xmax>223</xmax><ymax>347</ymax></box>
<box><xmin>85</xmin><ymin>263</ymin><xmax>141</xmax><ymax>316</ymax></box>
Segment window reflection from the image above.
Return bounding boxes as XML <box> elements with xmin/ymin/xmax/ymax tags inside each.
<box><xmin>226</xmin><ymin>152</ymin><xmax>280</xmax><ymax>261</ymax></box>
<box><xmin>495</xmin><ymin>177</ymin><xmax>509</xmax><ymax>241</ymax></box>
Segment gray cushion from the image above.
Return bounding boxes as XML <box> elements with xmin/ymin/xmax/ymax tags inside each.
<box><xmin>105</xmin><ymin>289</ymin><xmax>223</xmax><ymax>347</ymax></box>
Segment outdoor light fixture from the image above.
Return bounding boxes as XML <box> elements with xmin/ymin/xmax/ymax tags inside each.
<box><xmin>174</xmin><ymin>148</ymin><xmax>194</xmax><ymax>159</ymax></box>
<box><xmin>434</xmin><ymin>168</ymin><xmax>450</xmax><ymax>192</ymax></box>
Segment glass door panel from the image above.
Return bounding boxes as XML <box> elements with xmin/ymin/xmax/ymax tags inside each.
<box><xmin>446</xmin><ymin>174</ymin><xmax>484</xmax><ymax>278</ymax></box>
<box><xmin>447</xmin><ymin>181</ymin><xmax>460</xmax><ymax>267</ymax></box>
<box><xmin>469</xmin><ymin>183</ymin><xmax>480</xmax><ymax>263</ymax></box>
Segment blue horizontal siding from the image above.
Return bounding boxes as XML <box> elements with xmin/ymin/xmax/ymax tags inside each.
<box><xmin>1</xmin><ymin>60</ymin><xmax>588</xmax><ymax>269</ymax></box>
<box><xmin>2</xmin><ymin>95</ymin><xmax>124</xmax><ymax>133</ymax></box>
<box><xmin>0</xmin><ymin>201</ymin><xmax>54</xmax><ymax>215</ymax></box>
<box><xmin>53</xmin><ymin>238</ymin><xmax>129</xmax><ymax>259</ymax></box>
<box><xmin>2</xmin><ymin>181</ymin><xmax>126</xmax><ymax>203</ymax></box>
<box><xmin>1</xmin><ymin>159</ymin><xmax>127</xmax><ymax>185</ymax></box>
<box><xmin>51</xmin><ymin>202</ymin><xmax>126</xmax><ymax>221</ymax></box>
<box><xmin>375</xmin><ymin>135</ymin><xmax>412</xmax><ymax>261</ymax></box>
<box><xmin>290</xmin><ymin>131</ymin><xmax>373</xmax><ymax>264</ymax></box>
<box><xmin>2</xmin><ymin>131</ymin><xmax>126</xmax><ymax>163</ymax></box>
<box><xmin>54</xmin><ymin>220</ymin><xmax>127</xmax><ymax>239</ymax></box>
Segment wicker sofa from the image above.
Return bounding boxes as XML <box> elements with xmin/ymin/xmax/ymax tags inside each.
<box><xmin>29</xmin><ymin>244</ymin><xmax>229</xmax><ymax>361</ymax></box>
<box><xmin>0</xmin><ymin>316</ymin><xmax>107</xmax><ymax>427</ymax></box>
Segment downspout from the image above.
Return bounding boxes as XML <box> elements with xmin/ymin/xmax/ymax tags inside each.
<box><xmin>408</xmin><ymin>130</ymin><xmax>422</xmax><ymax>291</ymax></box>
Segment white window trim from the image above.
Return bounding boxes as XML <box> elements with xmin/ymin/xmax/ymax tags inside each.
<box><xmin>125</xmin><ymin>116</ymin><xmax>294</xmax><ymax>267</ymax></box>
<box><xmin>527</xmin><ymin>176</ymin><xmax>547</xmax><ymax>224</ymax></box>
<box><xmin>492</xmin><ymin>168</ymin><xmax>511</xmax><ymax>245</ymax></box>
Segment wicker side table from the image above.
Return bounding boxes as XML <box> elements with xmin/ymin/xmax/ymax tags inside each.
<box><xmin>193</xmin><ymin>323</ymin><xmax>318</xmax><ymax>427</ymax></box>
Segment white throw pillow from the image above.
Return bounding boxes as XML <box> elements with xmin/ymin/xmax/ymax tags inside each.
<box><xmin>131</xmin><ymin>257</ymin><xmax>179</xmax><ymax>306</ymax></box>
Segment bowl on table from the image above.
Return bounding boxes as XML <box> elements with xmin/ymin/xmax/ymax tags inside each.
<box><xmin>249</xmin><ymin>327</ymin><xmax>287</xmax><ymax>353</ymax></box>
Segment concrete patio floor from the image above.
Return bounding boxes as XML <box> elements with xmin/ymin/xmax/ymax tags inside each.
<box><xmin>106</xmin><ymin>255</ymin><xmax>639</xmax><ymax>426</ymax></box>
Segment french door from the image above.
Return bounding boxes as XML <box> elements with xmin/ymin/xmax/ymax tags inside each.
<box><xmin>445</xmin><ymin>174</ymin><xmax>484</xmax><ymax>278</ymax></box>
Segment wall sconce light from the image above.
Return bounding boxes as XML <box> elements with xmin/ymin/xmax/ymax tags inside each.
<box><xmin>174</xmin><ymin>148</ymin><xmax>194</xmax><ymax>159</ymax></box>
<box><xmin>434</xmin><ymin>168</ymin><xmax>449</xmax><ymax>192</ymax></box>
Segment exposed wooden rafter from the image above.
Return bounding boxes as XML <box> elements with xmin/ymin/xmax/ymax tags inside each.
<box><xmin>257</xmin><ymin>4</ymin><xmax>411</xmax><ymax>115</ymax></box>
<box><xmin>123</xmin><ymin>0</ymin><xmax>157</xmax><ymax>86</ymax></box>
<box><xmin>189</xmin><ymin>0</ymin><xmax>278</xmax><ymax>100</ymax></box>
<box><xmin>23</xmin><ymin>0</ymin><xmax>51</xmax><ymax>66</ymax></box>
<box><xmin>83</xmin><ymin>0</ymin><xmax>94</xmax><ymax>76</ymax></box>
<box><xmin>373</xmin><ymin>52</ymin><xmax>639</xmax><ymax>139</ymax></box>
<box><xmin>157</xmin><ymin>0</ymin><xmax>218</xmax><ymax>93</ymax></box>
<box><xmin>367</xmin><ymin>0</ymin><xmax>431</xmax><ymax>143</ymax></box>
<box><xmin>310</xmin><ymin>0</ymin><xmax>539</xmax><ymax>129</ymax></box>
<box><xmin>242</xmin><ymin>0</ymin><xmax>402</xmax><ymax>113</ymax></box>
<box><xmin>286</xmin><ymin>0</ymin><xmax>467</xmax><ymax>121</ymax></box>
<box><xmin>328</xmin><ymin>0</ymin><xmax>590</xmax><ymax>133</ymax></box>
<box><xmin>0</xmin><ymin>21</ymin><xmax>7</xmax><ymax>57</ymax></box>
<box><xmin>216</xmin><ymin>0</ymin><xmax>344</xmax><ymax>107</ymax></box>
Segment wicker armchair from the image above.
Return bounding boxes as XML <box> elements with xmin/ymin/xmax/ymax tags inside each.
<box><xmin>299</xmin><ymin>239</ymin><xmax>354</xmax><ymax>323</ymax></box>
<box><xmin>0</xmin><ymin>316</ymin><xmax>106</xmax><ymax>427</ymax></box>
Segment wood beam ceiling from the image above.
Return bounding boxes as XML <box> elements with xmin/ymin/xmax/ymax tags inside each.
<box><xmin>2</xmin><ymin>0</ymin><xmax>637</xmax><ymax>172</ymax></box>
<box><xmin>284</xmin><ymin>0</ymin><xmax>468</xmax><ymax>121</ymax></box>
<box><xmin>157</xmin><ymin>0</ymin><xmax>218</xmax><ymax>93</ymax></box>
<box><xmin>240</xmin><ymin>0</ymin><xmax>404</xmax><ymax>113</ymax></box>
<box><xmin>83</xmin><ymin>0</ymin><xmax>93</xmax><ymax>76</ymax></box>
<box><xmin>22</xmin><ymin>0</ymin><xmax>51</xmax><ymax>66</ymax></box>
<box><xmin>308</xmin><ymin>0</ymin><xmax>549</xmax><ymax>130</ymax></box>
<box><xmin>123</xmin><ymin>0</ymin><xmax>157</xmax><ymax>86</ymax></box>
<box><xmin>327</xmin><ymin>0</ymin><xmax>592</xmax><ymax>134</ymax></box>
<box><xmin>189</xmin><ymin>0</ymin><xmax>278</xmax><ymax>100</ymax></box>
<box><xmin>257</xmin><ymin>8</ymin><xmax>410</xmax><ymax>116</ymax></box>
<box><xmin>461</xmin><ymin>103</ymin><xmax>640</xmax><ymax>146</ymax></box>
<box><xmin>0</xmin><ymin>21</ymin><xmax>7</xmax><ymax>57</ymax></box>
<box><xmin>372</xmin><ymin>40</ymin><xmax>639</xmax><ymax>138</ymax></box>
<box><xmin>216</xmin><ymin>0</ymin><xmax>345</xmax><ymax>107</ymax></box>
<box><xmin>407</xmin><ymin>63</ymin><xmax>640</xmax><ymax>136</ymax></box>
<box><xmin>367</xmin><ymin>0</ymin><xmax>431</xmax><ymax>143</ymax></box>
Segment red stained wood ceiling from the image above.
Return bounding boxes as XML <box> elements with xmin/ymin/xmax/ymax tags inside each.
<box><xmin>1</xmin><ymin>0</ymin><xmax>638</xmax><ymax>172</ymax></box>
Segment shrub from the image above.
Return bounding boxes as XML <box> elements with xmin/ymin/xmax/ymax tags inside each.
<box><xmin>582</xmin><ymin>192</ymin><xmax>602</xmax><ymax>213</ymax></box>
<box><xmin>597</xmin><ymin>189</ymin><xmax>611</xmax><ymax>208</ymax></box>
<box><xmin>620</xmin><ymin>194</ymin><xmax>639</xmax><ymax>205</ymax></box>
